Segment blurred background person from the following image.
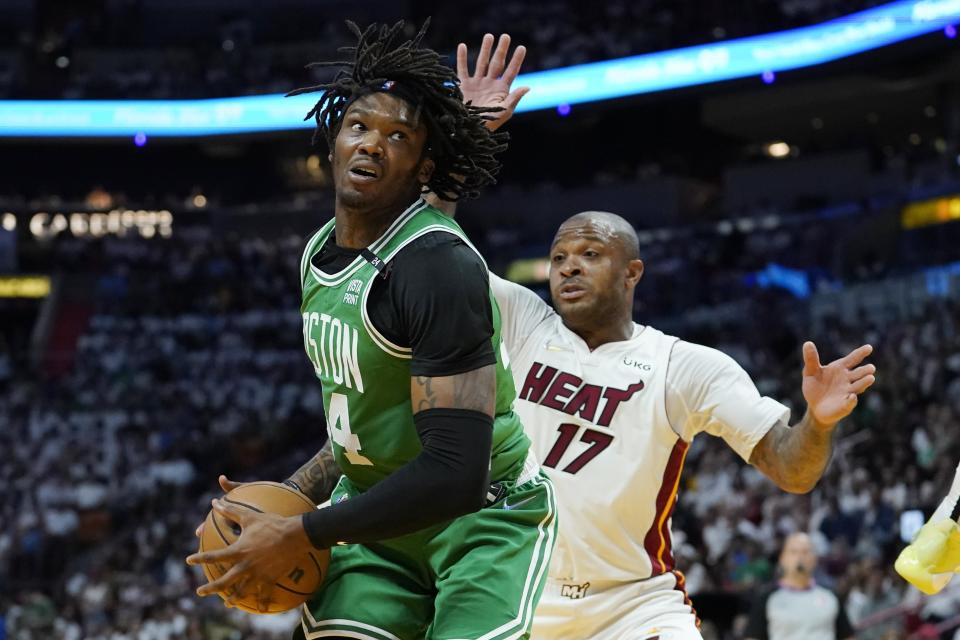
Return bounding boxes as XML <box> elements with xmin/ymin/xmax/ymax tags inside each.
<box><xmin>744</xmin><ymin>532</ymin><xmax>854</xmax><ymax>640</ymax></box>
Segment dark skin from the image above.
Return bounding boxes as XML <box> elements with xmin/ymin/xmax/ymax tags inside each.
<box><xmin>330</xmin><ymin>92</ymin><xmax>435</xmax><ymax>248</ymax></box>
<box><xmin>186</xmin><ymin>90</ymin><xmax>496</xmax><ymax>611</ymax></box>
<box><xmin>549</xmin><ymin>212</ymin><xmax>644</xmax><ymax>351</ymax></box>
<box><xmin>547</xmin><ymin>211</ymin><xmax>877</xmax><ymax>494</ymax></box>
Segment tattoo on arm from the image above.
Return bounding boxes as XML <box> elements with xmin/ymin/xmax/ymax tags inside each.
<box><xmin>286</xmin><ymin>440</ymin><xmax>341</xmax><ymax>505</ymax></box>
<box><xmin>415</xmin><ymin>376</ymin><xmax>436</xmax><ymax>412</ymax></box>
<box><xmin>411</xmin><ymin>365</ymin><xmax>495</xmax><ymax>415</ymax></box>
<box><xmin>749</xmin><ymin>413</ymin><xmax>834</xmax><ymax>494</ymax></box>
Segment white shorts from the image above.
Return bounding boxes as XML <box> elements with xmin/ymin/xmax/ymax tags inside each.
<box><xmin>531</xmin><ymin>572</ymin><xmax>702</xmax><ymax>640</ymax></box>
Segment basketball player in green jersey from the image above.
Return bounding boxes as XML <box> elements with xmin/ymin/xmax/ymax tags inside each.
<box><xmin>186</xmin><ymin>21</ymin><xmax>556</xmax><ymax>640</ymax></box>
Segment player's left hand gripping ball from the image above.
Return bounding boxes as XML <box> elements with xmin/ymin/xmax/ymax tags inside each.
<box><xmin>186</xmin><ymin>487</ymin><xmax>326</xmax><ymax>613</ymax></box>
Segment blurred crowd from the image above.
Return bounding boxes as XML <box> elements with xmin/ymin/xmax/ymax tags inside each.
<box><xmin>673</xmin><ymin>297</ymin><xmax>960</xmax><ymax>639</ymax></box>
<box><xmin>0</xmin><ymin>0</ymin><xmax>889</xmax><ymax>99</ymax></box>
<box><xmin>2</xmin><ymin>0</ymin><xmax>959</xmax><ymax>637</ymax></box>
<box><xmin>3</xmin><ymin>201</ymin><xmax>960</xmax><ymax>638</ymax></box>
<box><xmin>0</xmin><ymin>232</ymin><xmax>326</xmax><ymax>639</ymax></box>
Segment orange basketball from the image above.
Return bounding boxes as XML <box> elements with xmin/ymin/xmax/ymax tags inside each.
<box><xmin>198</xmin><ymin>481</ymin><xmax>330</xmax><ymax>614</ymax></box>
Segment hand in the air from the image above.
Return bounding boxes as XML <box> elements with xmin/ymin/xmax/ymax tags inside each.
<box><xmin>194</xmin><ymin>475</ymin><xmax>248</xmax><ymax>538</ymax></box>
<box><xmin>186</xmin><ymin>498</ymin><xmax>312</xmax><ymax>612</ymax></box>
<box><xmin>801</xmin><ymin>342</ymin><xmax>876</xmax><ymax>428</ymax></box>
<box><xmin>456</xmin><ymin>33</ymin><xmax>529</xmax><ymax>131</ymax></box>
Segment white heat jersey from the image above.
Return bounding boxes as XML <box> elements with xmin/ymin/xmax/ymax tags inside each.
<box><xmin>491</xmin><ymin>274</ymin><xmax>790</xmax><ymax>589</ymax></box>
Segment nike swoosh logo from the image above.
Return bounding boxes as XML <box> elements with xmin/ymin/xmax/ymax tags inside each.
<box><xmin>503</xmin><ymin>495</ymin><xmax>537</xmax><ymax>511</ymax></box>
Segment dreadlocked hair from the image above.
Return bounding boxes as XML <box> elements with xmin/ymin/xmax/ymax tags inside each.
<box><xmin>286</xmin><ymin>19</ymin><xmax>508</xmax><ymax>201</ymax></box>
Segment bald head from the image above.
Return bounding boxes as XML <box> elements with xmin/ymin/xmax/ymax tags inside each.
<box><xmin>548</xmin><ymin>210</ymin><xmax>645</xmax><ymax>347</ymax></box>
<box><xmin>556</xmin><ymin>211</ymin><xmax>640</xmax><ymax>261</ymax></box>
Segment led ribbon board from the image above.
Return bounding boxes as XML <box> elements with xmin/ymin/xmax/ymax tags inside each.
<box><xmin>0</xmin><ymin>0</ymin><xmax>957</xmax><ymax>137</ymax></box>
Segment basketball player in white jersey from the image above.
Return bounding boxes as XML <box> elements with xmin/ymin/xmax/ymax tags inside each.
<box><xmin>434</xmin><ymin>36</ymin><xmax>877</xmax><ymax>638</ymax></box>
<box><xmin>484</xmin><ymin>211</ymin><xmax>877</xmax><ymax>639</ymax></box>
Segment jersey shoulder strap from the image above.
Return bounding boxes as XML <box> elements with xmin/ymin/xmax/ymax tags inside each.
<box><xmin>376</xmin><ymin>204</ymin><xmax>488</xmax><ymax>270</ymax></box>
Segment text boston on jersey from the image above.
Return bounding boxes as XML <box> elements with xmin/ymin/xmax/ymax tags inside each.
<box><xmin>302</xmin><ymin>311</ymin><xmax>365</xmax><ymax>392</ymax></box>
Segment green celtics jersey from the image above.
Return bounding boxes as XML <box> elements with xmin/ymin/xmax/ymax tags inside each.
<box><xmin>299</xmin><ymin>199</ymin><xmax>530</xmax><ymax>491</ymax></box>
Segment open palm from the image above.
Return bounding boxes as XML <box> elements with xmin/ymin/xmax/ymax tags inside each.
<box><xmin>456</xmin><ymin>34</ymin><xmax>529</xmax><ymax>131</ymax></box>
<box><xmin>801</xmin><ymin>341</ymin><xmax>876</xmax><ymax>427</ymax></box>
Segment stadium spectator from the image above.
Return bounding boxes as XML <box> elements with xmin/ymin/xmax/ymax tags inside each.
<box><xmin>744</xmin><ymin>532</ymin><xmax>854</xmax><ymax>640</ymax></box>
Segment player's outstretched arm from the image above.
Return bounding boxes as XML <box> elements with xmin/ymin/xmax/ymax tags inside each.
<box><xmin>284</xmin><ymin>439</ymin><xmax>340</xmax><ymax>505</ymax></box>
<box><xmin>749</xmin><ymin>342</ymin><xmax>876</xmax><ymax>493</ymax></box>
<box><xmin>426</xmin><ymin>33</ymin><xmax>528</xmax><ymax>217</ymax></box>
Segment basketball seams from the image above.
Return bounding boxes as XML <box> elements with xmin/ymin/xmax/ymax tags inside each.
<box><xmin>274</xmin><ymin>582</ymin><xmax>314</xmax><ymax>597</ymax></box>
<box><xmin>225</xmin><ymin>481</ymin><xmax>316</xmax><ymax>512</ymax></box>
<box><xmin>241</xmin><ymin>481</ymin><xmax>317</xmax><ymax>509</ymax></box>
<box><xmin>198</xmin><ymin>531</ymin><xmax>228</xmax><ymax>586</ymax></box>
<box><xmin>210</xmin><ymin>512</ymin><xmax>233</xmax><ymax>545</ymax></box>
<box><xmin>222</xmin><ymin>496</ymin><xmax>265</xmax><ymax>513</ymax></box>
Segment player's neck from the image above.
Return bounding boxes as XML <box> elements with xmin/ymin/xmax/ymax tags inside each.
<box><xmin>567</xmin><ymin>318</ymin><xmax>635</xmax><ymax>351</ymax></box>
<box><xmin>333</xmin><ymin>199</ymin><xmax>411</xmax><ymax>249</ymax></box>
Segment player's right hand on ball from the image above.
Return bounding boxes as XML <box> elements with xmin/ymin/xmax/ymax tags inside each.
<box><xmin>194</xmin><ymin>475</ymin><xmax>248</xmax><ymax>538</ymax></box>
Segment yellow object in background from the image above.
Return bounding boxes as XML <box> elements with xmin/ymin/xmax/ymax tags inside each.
<box><xmin>0</xmin><ymin>275</ymin><xmax>50</xmax><ymax>298</ymax></box>
<box><xmin>895</xmin><ymin>520</ymin><xmax>960</xmax><ymax>595</ymax></box>
<box><xmin>895</xmin><ymin>460</ymin><xmax>960</xmax><ymax>595</ymax></box>
<box><xmin>901</xmin><ymin>195</ymin><xmax>960</xmax><ymax>229</ymax></box>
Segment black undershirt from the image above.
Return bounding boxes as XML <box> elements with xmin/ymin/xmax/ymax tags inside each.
<box><xmin>310</xmin><ymin>230</ymin><xmax>496</xmax><ymax>376</ymax></box>
<box><xmin>301</xmin><ymin>228</ymin><xmax>497</xmax><ymax>546</ymax></box>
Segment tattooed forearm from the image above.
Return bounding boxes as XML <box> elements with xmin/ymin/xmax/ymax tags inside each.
<box><xmin>749</xmin><ymin>412</ymin><xmax>835</xmax><ymax>494</ymax></box>
<box><xmin>285</xmin><ymin>440</ymin><xmax>341</xmax><ymax>505</ymax></box>
<box><xmin>411</xmin><ymin>365</ymin><xmax>495</xmax><ymax>415</ymax></box>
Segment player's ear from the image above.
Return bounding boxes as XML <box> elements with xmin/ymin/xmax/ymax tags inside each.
<box><xmin>625</xmin><ymin>259</ymin><xmax>644</xmax><ymax>287</ymax></box>
<box><xmin>417</xmin><ymin>157</ymin><xmax>436</xmax><ymax>185</ymax></box>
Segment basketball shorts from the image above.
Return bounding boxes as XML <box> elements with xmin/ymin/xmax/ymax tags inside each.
<box><xmin>531</xmin><ymin>572</ymin><xmax>701</xmax><ymax>640</ymax></box>
<box><xmin>297</xmin><ymin>458</ymin><xmax>558</xmax><ymax>640</ymax></box>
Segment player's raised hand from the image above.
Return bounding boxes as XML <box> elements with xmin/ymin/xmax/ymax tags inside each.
<box><xmin>801</xmin><ymin>342</ymin><xmax>876</xmax><ymax>428</ymax></box>
<box><xmin>186</xmin><ymin>498</ymin><xmax>312</xmax><ymax>612</ymax></box>
<box><xmin>457</xmin><ymin>33</ymin><xmax>529</xmax><ymax>131</ymax></box>
<box><xmin>194</xmin><ymin>475</ymin><xmax>249</xmax><ymax>538</ymax></box>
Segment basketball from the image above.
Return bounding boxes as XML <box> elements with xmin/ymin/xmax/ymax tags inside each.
<box><xmin>198</xmin><ymin>482</ymin><xmax>330</xmax><ymax>614</ymax></box>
